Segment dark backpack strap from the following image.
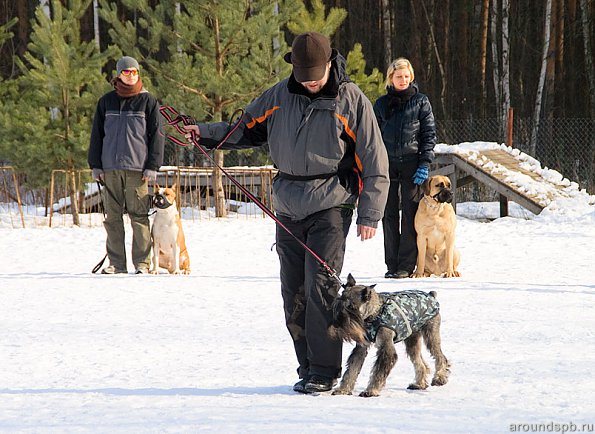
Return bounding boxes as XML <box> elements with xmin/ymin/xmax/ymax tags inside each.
<box><xmin>276</xmin><ymin>171</ymin><xmax>337</xmax><ymax>181</ymax></box>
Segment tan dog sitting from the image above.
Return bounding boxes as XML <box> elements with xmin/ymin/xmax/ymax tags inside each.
<box><xmin>414</xmin><ymin>175</ymin><xmax>460</xmax><ymax>278</ymax></box>
<box><xmin>150</xmin><ymin>184</ymin><xmax>190</xmax><ymax>275</ymax></box>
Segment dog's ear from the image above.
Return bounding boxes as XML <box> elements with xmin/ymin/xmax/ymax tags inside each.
<box><xmin>423</xmin><ymin>178</ymin><xmax>431</xmax><ymax>196</ymax></box>
<box><xmin>171</xmin><ymin>183</ymin><xmax>177</xmax><ymax>192</ymax></box>
<box><xmin>153</xmin><ymin>184</ymin><xmax>160</xmax><ymax>192</ymax></box>
<box><xmin>346</xmin><ymin>273</ymin><xmax>356</xmax><ymax>287</ymax></box>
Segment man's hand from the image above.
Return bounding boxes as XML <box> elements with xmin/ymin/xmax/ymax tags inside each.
<box><xmin>142</xmin><ymin>169</ymin><xmax>157</xmax><ymax>182</ymax></box>
<box><xmin>92</xmin><ymin>168</ymin><xmax>104</xmax><ymax>182</ymax></box>
<box><xmin>357</xmin><ymin>224</ymin><xmax>376</xmax><ymax>241</ymax></box>
<box><xmin>182</xmin><ymin>124</ymin><xmax>200</xmax><ymax>143</ymax></box>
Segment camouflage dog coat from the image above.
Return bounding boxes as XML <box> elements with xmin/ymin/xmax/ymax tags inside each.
<box><xmin>364</xmin><ymin>290</ymin><xmax>440</xmax><ymax>343</ymax></box>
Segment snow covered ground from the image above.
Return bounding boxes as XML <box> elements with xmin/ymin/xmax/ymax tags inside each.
<box><xmin>2</xmin><ymin>139</ymin><xmax>595</xmax><ymax>433</ymax></box>
<box><xmin>1</xmin><ymin>192</ymin><xmax>594</xmax><ymax>433</ymax></box>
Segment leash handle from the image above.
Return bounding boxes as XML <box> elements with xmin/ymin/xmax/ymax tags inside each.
<box><xmin>92</xmin><ymin>181</ymin><xmax>108</xmax><ymax>273</ymax></box>
<box><xmin>160</xmin><ymin>105</ymin><xmax>343</xmax><ymax>285</ymax></box>
<box><xmin>92</xmin><ymin>253</ymin><xmax>108</xmax><ymax>274</ymax></box>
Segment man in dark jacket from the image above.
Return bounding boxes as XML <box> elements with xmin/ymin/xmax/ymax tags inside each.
<box><xmin>88</xmin><ymin>56</ymin><xmax>164</xmax><ymax>275</ymax></box>
<box><xmin>183</xmin><ymin>32</ymin><xmax>389</xmax><ymax>394</ymax></box>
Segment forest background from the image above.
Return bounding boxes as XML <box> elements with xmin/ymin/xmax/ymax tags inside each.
<box><xmin>0</xmin><ymin>0</ymin><xmax>593</xmax><ymax>211</ymax></box>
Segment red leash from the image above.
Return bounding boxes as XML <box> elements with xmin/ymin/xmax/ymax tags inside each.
<box><xmin>159</xmin><ymin>106</ymin><xmax>342</xmax><ymax>284</ymax></box>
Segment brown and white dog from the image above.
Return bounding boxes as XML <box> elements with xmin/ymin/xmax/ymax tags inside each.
<box><xmin>150</xmin><ymin>184</ymin><xmax>190</xmax><ymax>275</ymax></box>
<box><xmin>414</xmin><ymin>175</ymin><xmax>460</xmax><ymax>278</ymax></box>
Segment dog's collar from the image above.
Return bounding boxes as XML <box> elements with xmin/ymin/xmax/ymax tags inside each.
<box><xmin>423</xmin><ymin>195</ymin><xmax>442</xmax><ymax>210</ymax></box>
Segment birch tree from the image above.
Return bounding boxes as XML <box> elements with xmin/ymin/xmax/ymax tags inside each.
<box><xmin>421</xmin><ymin>0</ymin><xmax>447</xmax><ymax>117</ymax></box>
<box><xmin>490</xmin><ymin>0</ymin><xmax>502</xmax><ymax>137</ymax></box>
<box><xmin>479</xmin><ymin>0</ymin><xmax>490</xmax><ymax>116</ymax></box>
<box><xmin>530</xmin><ymin>0</ymin><xmax>553</xmax><ymax>155</ymax></box>
<box><xmin>578</xmin><ymin>0</ymin><xmax>594</xmax><ymax>120</ymax></box>
<box><xmin>93</xmin><ymin>0</ymin><xmax>99</xmax><ymax>49</ymax></box>
<box><xmin>578</xmin><ymin>0</ymin><xmax>594</xmax><ymax>188</ymax></box>
<box><xmin>380</xmin><ymin>0</ymin><xmax>392</xmax><ymax>71</ymax></box>
<box><xmin>501</xmin><ymin>0</ymin><xmax>511</xmax><ymax>141</ymax></box>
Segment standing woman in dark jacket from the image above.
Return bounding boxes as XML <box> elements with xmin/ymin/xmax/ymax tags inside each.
<box><xmin>373</xmin><ymin>58</ymin><xmax>436</xmax><ymax>278</ymax></box>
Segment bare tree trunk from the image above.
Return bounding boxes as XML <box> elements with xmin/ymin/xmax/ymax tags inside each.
<box><xmin>501</xmin><ymin>0</ymin><xmax>511</xmax><ymax>141</ymax></box>
<box><xmin>490</xmin><ymin>0</ymin><xmax>501</xmax><ymax>123</ymax></box>
<box><xmin>480</xmin><ymin>0</ymin><xmax>490</xmax><ymax>115</ymax></box>
<box><xmin>530</xmin><ymin>0</ymin><xmax>553</xmax><ymax>155</ymax></box>
<box><xmin>69</xmin><ymin>170</ymin><xmax>80</xmax><ymax>226</ymax></box>
<box><xmin>555</xmin><ymin>0</ymin><xmax>565</xmax><ymax>116</ymax></box>
<box><xmin>212</xmin><ymin>16</ymin><xmax>227</xmax><ymax>218</ymax></box>
<box><xmin>380</xmin><ymin>0</ymin><xmax>392</xmax><ymax>71</ymax></box>
<box><xmin>545</xmin><ymin>0</ymin><xmax>558</xmax><ymax>122</ymax></box>
<box><xmin>578</xmin><ymin>0</ymin><xmax>595</xmax><ymax>120</ymax></box>
<box><xmin>408</xmin><ymin>0</ymin><xmax>423</xmax><ymax>70</ymax></box>
<box><xmin>16</xmin><ymin>0</ymin><xmax>29</xmax><ymax>57</ymax></box>
<box><xmin>578</xmin><ymin>0</ymin><xmax>595</xmax><ymax>191</ymax></box>
<box><xmin>93</xmin><ymin>0</ymin><xmax>100</xmax><ymax>49</ymax></box>
<box><xmin>421</xmin><ymin>0</ymin><xmax>447</xmax><ymax>117</ymax></box>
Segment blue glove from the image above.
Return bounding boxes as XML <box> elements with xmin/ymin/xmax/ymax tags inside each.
<box><xmin>412</xmin><ymin>166</ymin><xmax>429</xmax><ymax>185</ymax></box>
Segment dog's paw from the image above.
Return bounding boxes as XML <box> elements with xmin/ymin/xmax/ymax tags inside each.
<box><xmin>149</xmin><ymin>269</ymin><xmax>159</xmax><ymax>275</ymax></box>
<box><xmin>444</xmin><ymin>270</ymin><xmax>461</xmax><ymax>278</ymax></box>
<box><xmin>407</xmin><ymin>383</ymin><xmax>428</xmax><ymax>390</ymax></box>
<box><xmin>431</xmin><ymin>375</ymin><xmax>449</xmax><ymax>386</ymax></box>
<box><xmin>359</xmin><ymin>389</ymin><xmax>380</xmax><ymax>397</ymax></box>
<box><xmin>331</xmin><ymin>388</ymin><xmax>352</xmax><ymax>396</ymax></box>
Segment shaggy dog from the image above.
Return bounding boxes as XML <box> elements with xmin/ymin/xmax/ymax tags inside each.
<box><xmin>329</xmin><ymin>274</ymin><xmax>450</xmax><ymax>396</ymax></box>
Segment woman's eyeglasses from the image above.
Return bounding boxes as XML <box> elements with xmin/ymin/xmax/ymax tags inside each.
<box><xmin>121</xmin><ymin>69</ymin><xmax>138</xmax><ymax>77</ymax></box>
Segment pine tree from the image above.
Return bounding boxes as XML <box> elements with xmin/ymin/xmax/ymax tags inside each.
<box><xmin>345</xmin><ymin>43</ymin><xmax>385</xmax><ymax>103</ymax></box>
<box><xmin>287</xmin><ymin>0</ymin><xmax>347</xmax><ymax>37</ymax></box>
<box><xmin>0</xmin><ymin>17</ymin><xmax>18</xmax><ymax>46</ymax></box>
<box><xmin>100</xmin><ymin>0</ymin><xmax>300</xmax><ymax>217</ymax></box>
<box><xmin>287</xmin><ymin>0</ymin><xmax>384</xmax><ymax>102</ymax></box>
<box><xmin>6</xmin><ymin>0</ymin><xmax>117</xmax><ymax>224</ymax></box>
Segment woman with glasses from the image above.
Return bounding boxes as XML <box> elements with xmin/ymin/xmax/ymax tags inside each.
<box><xmin>373</xmin><ymin>58</ymin><xmax>436</xmax><ymax>279</ymax></box>
<box><xmin>88</xmin><ymin>55</ymin><xmax>164</xmax><ymax>275</ymax></box>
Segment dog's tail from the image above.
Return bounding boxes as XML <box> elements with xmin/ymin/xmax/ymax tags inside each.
<box><xmin>429</xmin><ymin>290</ymin><xmax>438</xmax><ymax>298</ymax></box>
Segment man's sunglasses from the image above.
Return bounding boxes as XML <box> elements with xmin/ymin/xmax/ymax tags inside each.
<box><xmin>121</xmin><ymin>69</ymin><xmax>138</xmax><ymax>76</ymax></box>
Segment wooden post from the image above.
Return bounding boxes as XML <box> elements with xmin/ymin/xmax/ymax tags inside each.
<box><xmin>9</xmin><ymin>167</ymin><xmax>26</xmax><ymax>228</ymax></box>
<box><xmin>507</xmin><ymin>107</ymin><xmax>514</xmax><ymax>147</ymax></box>
<box><xmin>49</xmin><ymin>171</ymin><xmax>56</xmax><ymax>227</ymax></box>
<box><xmin>499</xmin><ymin>194</ymin><xmax>509</xmax><ymax>217</ymax></box>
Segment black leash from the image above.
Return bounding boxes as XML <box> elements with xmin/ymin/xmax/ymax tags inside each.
<box><xmin>159</xmin><ymin>105</ymin><xmax>343</xmax><ymax>284</ymax></box>
<box><xmin>91</xmin><ymin>181</ymin><xmax>108</xmax><ymax>273</ymax></box>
